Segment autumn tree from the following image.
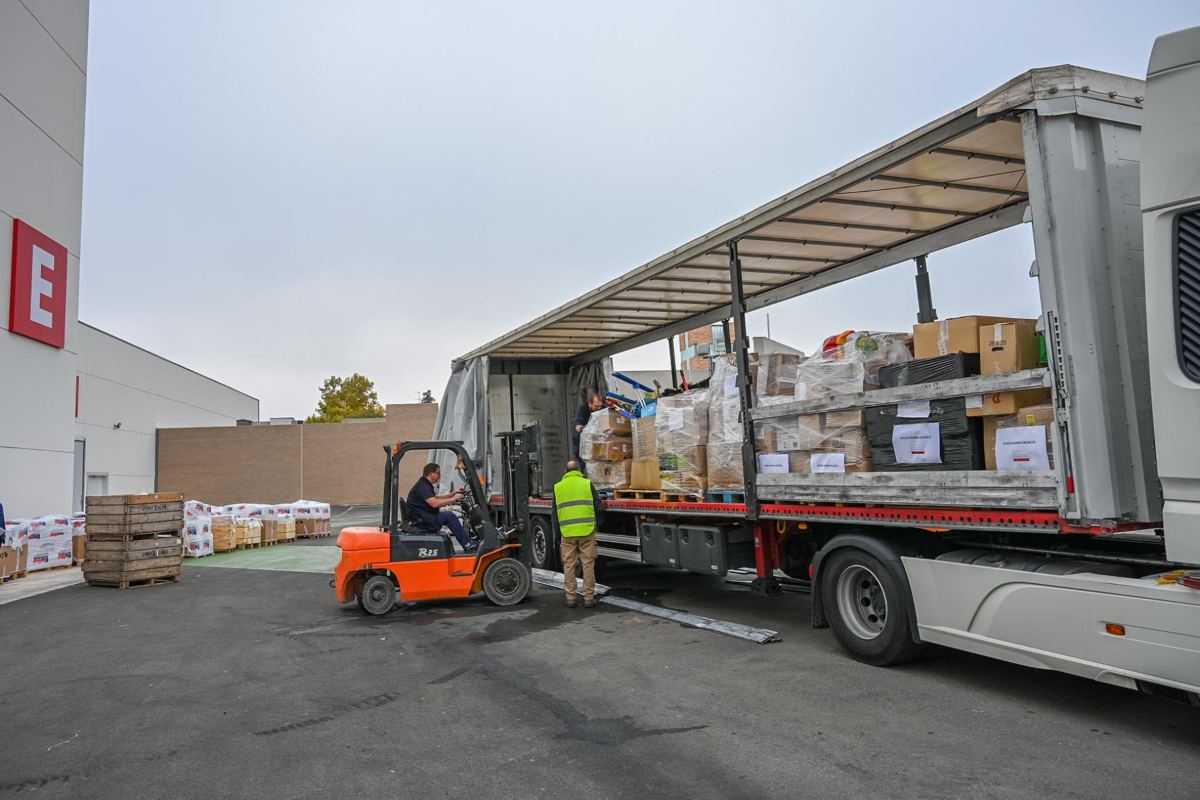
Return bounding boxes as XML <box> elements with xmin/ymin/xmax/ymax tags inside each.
<box><xmin>307</xmin><ymin>373</ymin><xmax>385</xmax><ymax>423</ymax></box>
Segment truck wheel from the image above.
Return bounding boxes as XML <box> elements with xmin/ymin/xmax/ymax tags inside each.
<box><xmin>357</xmin><ymin>574</ymin><xmax>396</xmax><ymax>616</ymax></box>
<box><xmin>483</xmin><ymin>557</ymin><xmax>531</xmax><ymax>606</ymax></box>
<box><xmin>820</xmin><ymin>548</ymin><xmax>923</xmax><ymax>666</ymax></box>
<box><xmin>530</xmin><ymin>516</ymin><xmax>558</xmax><ymax>571</ymax></box>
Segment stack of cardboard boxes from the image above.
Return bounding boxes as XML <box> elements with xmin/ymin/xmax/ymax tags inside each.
<box><xmin>579</xmin><ymin>409</ymin><xmax>633</xmax><ymax>490</ymax></box>
<box><xmin>656</xmin><ymin>391</ymin><xmax>709</xmax><ymax>497</ymax></box>
<box><xmin>630</xmin><ymin>416</ymin><xmax>660</xmax><ymax>491</ymax></box>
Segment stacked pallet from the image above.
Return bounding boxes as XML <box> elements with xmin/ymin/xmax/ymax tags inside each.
<box><xmin>261</xmin><ymin>519</ymin><xmax>280</xmax><ymax>546</ymax></box>
<box><xmin>84</xmin><ymin>493</ymin><xmax>184</xmax><ymax>589</ymax></box>
<box><xmin>278</xmin><ymin>519</ymin><xmax>297</xmax><ymax>542</ymax></box>
<box><xmin>212</xmin><ymin>515</ymin><xmax>236</xmax><ymax>552</ymax></box>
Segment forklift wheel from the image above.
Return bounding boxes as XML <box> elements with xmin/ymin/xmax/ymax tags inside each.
<box><xmin>357</xmin><ymin>574</ymin><xmax>397</xmax><ymax>616</ymax></box>
<box><xmin>482</xmin><ymin>558</ymin><xmax>531</xmax><ymax>606</ymax></box>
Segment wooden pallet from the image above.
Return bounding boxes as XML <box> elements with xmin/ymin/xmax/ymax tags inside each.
<box><xmin>0</xmin><ymin>570</ymin><xmax>26</xmax><ymax>584</ymax></box>
<box><xmin>705</xmin><ymin>489</ymin><xmax>747</xmax><ymax>504</ymax></box>
<box><xmin>613</xmin><ymin>489</ymin><xmax>662</xmax><ymax>501</ymax></box>
<box><xmin>297</xmin><ymin>532</ymin><xmax>333</xmax><ymax>539</ymax></box>
<box><xmin>29</xmin><ymin>562</ymin><xmax>77</xmax><ymax>574</ymax></box>
<box><xmin>236</xmin><ymin>541</ymin><xmax>263</xmax><ymax>550</ymax></box>
<box><xmin>661</xmin><ymin>492</ymin><xmax>704</xmax><ymax>503</ymax></box>
<box><xmin>86</xmin><ymin>571</ymin><xmax>181</xmax><ymax>590</ymax></box>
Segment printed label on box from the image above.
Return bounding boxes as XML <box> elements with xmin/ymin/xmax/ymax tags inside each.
<box><xmin>810</xmin><ymin>452</ymin><xmax>846</xmax><ymax>473</ymax></box>
<box><xmin>756</xmin><ymin>453</ymin><xmax>789</xmax><ymax>474</ymax></box>
<box><xmin>892</xmin><ymin>422</ymin><xmax>942</xmax><ymax>464</ymax></box>
<box><xmin>965</xmin><ymin>394</ymin><xmax>984</xmax><ymax>409</ymax></box>
<box><xmin>896</xmin><ymin>399</ymin><xmax>931</xmax><ymax>418</ymax></box>
<box><xmin>995</xmin><ymin>425</ymin><xmax>1050</xmax><ymax>471</ymax></box>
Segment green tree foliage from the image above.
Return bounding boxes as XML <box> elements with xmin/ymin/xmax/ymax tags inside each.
<box><xmin>307</xmin><ymin>373</ymin><xmax>385</xmax><ymax>423</ymax></box>
<box><xmin>420</xmin><ymin>389</ymin><xmax>435</xmax><ymax>404</ymax></box>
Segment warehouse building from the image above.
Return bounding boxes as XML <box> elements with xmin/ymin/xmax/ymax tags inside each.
<box><xmin>1</xmin><ymin>1</ymin><xmax>258</xmax><ymax>518</ymax></box>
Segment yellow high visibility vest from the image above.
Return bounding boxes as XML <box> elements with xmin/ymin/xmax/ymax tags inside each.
<box><xmin>553</xmin><ymin>470</ymin><xmax>596</xmax><ymax>537</ymax></box>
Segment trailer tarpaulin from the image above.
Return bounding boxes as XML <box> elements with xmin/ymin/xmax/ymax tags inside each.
<box><xmin>433</xmin><ymin>357</ymin><xmax>490</xmax><ymax>488</ymax></box>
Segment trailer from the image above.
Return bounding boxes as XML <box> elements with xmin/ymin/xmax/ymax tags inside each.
<box><xmin>434</xmin><ymin>34</ymin><xmax>1200</xmax><ymax>701</ymax></box>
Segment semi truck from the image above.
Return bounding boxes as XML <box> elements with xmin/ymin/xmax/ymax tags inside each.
<box><xmin>433</xmin><ymin>29</ymin><xmax>1200</xmax><ymax>701</ymax></box>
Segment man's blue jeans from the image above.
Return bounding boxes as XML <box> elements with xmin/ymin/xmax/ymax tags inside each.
<box><xmin>437</xmin><ymin>511</ymin><xmax>472</xmax><ymax>549</ymax></box>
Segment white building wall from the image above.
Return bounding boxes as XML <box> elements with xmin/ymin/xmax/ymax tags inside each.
<box><xmin>0</xmin><ymin>1</ymin><xmax>89</xmax><ymax>519</ymax></box>
<box><xmin>73</xmin><ymin>324</ymin><xmax>259</xmax><ymax>506</ymax></box>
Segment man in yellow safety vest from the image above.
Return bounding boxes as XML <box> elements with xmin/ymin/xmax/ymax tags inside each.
<box><xmin>553</xmin><ymin>460</ymin><xmax>603</xmax><ymax>608</ymax></box>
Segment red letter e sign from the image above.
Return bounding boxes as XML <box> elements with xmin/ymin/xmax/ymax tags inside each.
<box><xmin>9</xmin><ymin>219</ymin><xmax>68</xmax><ymax>348</ymax></box>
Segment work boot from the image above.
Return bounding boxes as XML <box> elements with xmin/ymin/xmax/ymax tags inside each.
<box><xmin>584</xmin><ymin>598</ymin><xmax>597</xmax><ymax>608</ymax></box>
<box><xmin>565</xmin><ymin>596</ymin><xmax>578</xmax><ymax>608</ymax></box>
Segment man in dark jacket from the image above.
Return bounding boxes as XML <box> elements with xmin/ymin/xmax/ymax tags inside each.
<box><xmin>571</xmin><ymin>393</ymin><xmax>605</xmax><ymax>462</ymax></box>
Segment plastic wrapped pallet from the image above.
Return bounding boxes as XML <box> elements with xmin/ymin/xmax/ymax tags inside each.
<box><xmin>1</xmin><ymin>519</ymin><xmax>28</xmax><ymax>579</ymax></box>
<box><xmin>749</xmin><ymin>353</ymin><xmax>803</xmax><ymax>398</ymax></box>
<box><xmin>656</xmin><ymin>389</ymin><xmax>709</xmax><ymax>497</ymax></box>
<box><xmin>25</xmin><ymin>516</ymin><xmax>74</xmax><ymax>572</ymax></box>
<box><xmin>580</xmin><ymin>409</ymin><xmax>634</xmax><ymax>476</ymax></box>
<box><xmin>184</xmin><ymin>516</ymin><xmax>214</xmax><ymax>557</ymax></box>
<box><xmin>628</xmin><ymin>416</ymin><xmax>660</xmax><ymax>490</ymax></box>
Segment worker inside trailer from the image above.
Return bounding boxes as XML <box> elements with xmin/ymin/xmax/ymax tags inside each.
<box><xmin>406</xmin><ymin>463</ymin><xmax>477</xmax><ymax>552</ymax></box>
<box><xmin>571</xmin><ymin>393</ymin><xmax>605</xmax><ymax>464</ymax></box>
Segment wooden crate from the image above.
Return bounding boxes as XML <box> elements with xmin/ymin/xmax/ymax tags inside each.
<box><xmin>86</xmin><ymin>493</ymin><xmax>184</xmax><ymax>538</ymax></box>
<box><xmin>212</xmin><ymin>515</ymin><xmax>236</xmax><ymax>552</ymax></box>
<box><xmin>261</xmin><ymin>519</ymin><xmax>279</xmax><ymax>545</ymax></box>
<box><xmin>83</xmin><ymin>533</ymin><xmax>182</xmax><ymax>589</ymax></box>
<box><xmin>234</xmin><ymin>520</ymin><xmax>261</xmax><ymax>548</ymax></box>
<box><xmin>277</xmin><ymin>520</ymin><xmax>296</xmax><ymax>542</ymax></box>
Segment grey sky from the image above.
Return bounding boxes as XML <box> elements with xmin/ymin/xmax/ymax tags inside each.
<box><xmin>79</xmin><ymin>1</ymin><xmax>1196</xmax><ymax>416</ymax></box>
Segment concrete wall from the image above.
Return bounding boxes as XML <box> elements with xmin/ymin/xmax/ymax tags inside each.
<box><xmin>74</xmin><ymin>323</ymin><xmax>260</xmax><ymax>505</ymax></box>
<box><xmin>0</xmin><ymin>1</ymin><xmax>89</xmax><ymax>518</ymax></box>
<box><xmin>156</xmin><ymin>404</ymin><xmax>440</xmax><ymax>506</ymax></box>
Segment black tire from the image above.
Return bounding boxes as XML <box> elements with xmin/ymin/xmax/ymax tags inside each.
<box><xmin>483</xmin><ymin>557</ymin><xmax>531</xmax><ymax>606</ymax></box>
<box><xmin>781</xmin><ymin>537</ymin><xmax>815</xmax><ymax>580</ymax></box>
<box><xmin>530</xmin><ymin>516</ymin><xmax>558</xmax><ymax>571</ymax></box>
<box><xmin>357</xmin><ymin>574</ymin><xmax>397</xmax><ymax>616</ymax></box>
<box><xmin>820</xmin><ymin>548</ymin><xmax>924</xmax><ymax>666</ymax></box>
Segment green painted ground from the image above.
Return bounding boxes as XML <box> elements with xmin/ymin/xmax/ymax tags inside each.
<box><xmin>186</xmin><ymin>545</ymin><xmax>340</xmax><ymax>574</ymax></box>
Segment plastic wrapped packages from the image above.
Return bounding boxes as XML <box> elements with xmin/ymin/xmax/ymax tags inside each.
<box><xmin>750</xmin><ymin>353</ymin><xmax>803</xmax><ymax>398</ymax></box>
<box><xmin>656</xmin><ymin>390</ymin><xmax>709</xmax><ymax>497</ymax></box>
<box><xmin>579</xmin><ymin>409</ymin><xmax>634</xmax><ymax>480</ymax></box>
<box><xmin>25</xmin><ymin>516</ymin><xmax>74</xmax><ymax>572</ymax></box>
<box><xmin>707</xmin><ymin>355</ymin><xmax>761</xmax><ymax>491</ymax></box>
<box><xmin>786</xmin><ymin>413</ymin><xmax>872</xmax><ymax>474</ymax></box>
<box><xmin>864</xmin><ymin>398</ymin><xmax>984</xmax><ymax>471</ymax></box>
<box><xmin>184</xmin><ymin>500</ymin><xmax>213</xmax><ymax>520</ymax></box>
<box><xmin>1</xmin><ymin>519</ymin><xmax>28</xmax><ymax>579</ymax></box>
<box><xmin>184</xmin><ymin>516</ymin><xmax>214</xmax><ymax>557</ymax></box>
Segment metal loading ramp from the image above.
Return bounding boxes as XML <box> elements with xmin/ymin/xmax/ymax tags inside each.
<box><xmin>460</xmin><ymin>65</ymin><xmax>1144</xmax><ymax>366</ymax></box>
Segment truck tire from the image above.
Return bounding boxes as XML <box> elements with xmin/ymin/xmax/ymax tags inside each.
<box><xmin>820</xmin><ymin>548</ymin><xmax>924</xmax><ymax>666</ymax></box>
<box><xmin>530</xmin><ymin>516</ymin><xmax>558</xmax><ymax>571</ymax></box>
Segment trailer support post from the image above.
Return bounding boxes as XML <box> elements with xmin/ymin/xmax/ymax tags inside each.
<box><xmin>667</xmin><ymin>336</ymin><xmax>678</xmax><ymax>388</ymax></box>
<box><xmin>914</xmin><ymin>255</ymin><xmax>937</xmax><ymax>324</ymax></box>
<box><xmin>729</xmin><ymin>240</ymin><xmax>779</xmax><ymax>593</ymax></box>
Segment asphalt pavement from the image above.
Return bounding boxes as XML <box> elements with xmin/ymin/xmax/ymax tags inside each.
<box><xmin>1</xmin><ymin>513</ymin><xmax>1197</xmax><ymax>799</ymax></box>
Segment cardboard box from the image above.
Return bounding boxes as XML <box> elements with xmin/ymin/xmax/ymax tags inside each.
<box><xmin>0</xmin><ymin>546</ymin><xmax>17</xmax><ymax>580</ymax></box>
<box><xmin>786</xmin><ymin>450</ymin><xmax>873</xmax><ymax>475</ymax></box>
<box><xmin>966</xmin><ymin>389</ymin><xmax>1052</xmax><ymax>418</ymax></box>
<box><xmin>983</xmin><ymin>417</ymin><xmax>999</xmax><ymax>470</ymax></box>
<box><xmin>630</xmin><ymin>459</ymin><xmax>662</xmax><ymax>491</ymax></box>
<box><xmin>979</xmin><ymin>320</ymin><xmax>1040</xmax><ymax>375</ymax></box>
<box><xmin>750</xmin><ymin>353</ymin><xmax>803</xmax><ymax>397</ymax></box>
<box><xmin>590</xmin><ymin>459</ymin><xmax>632</xmax><ymax>490</ymax></box>
<box><xmin>993</xmin><ymin>403</ymin><xmax>1056</xmax><ymax>470</ymax></box>
<box><xmin>581</xmin><ymin>439</ymin><xmax>633</xmax><ymax>462</ymax></box>
<box><xmin>707</xmin><ymin>442</ymin><xmax>746</xmax><ymax>490</ymax></box>
<box><xmin>72</xmin><ymin>536</ymin><xmax>86</xmax><ymax>564</ymax></box>
<box><xmin>592</xmin><ymin>408</ymin><xmax>632</xmax><ymax>435</ymax></box>
<box><xmin>912</xmin><ymin>316</ymin><xmax>1023</xmax><ymax>360</ymax></box>
<box><xmin>631</xmin><ymin>417</ymin><xmax>657</xmax><ymax>461</ymax></box>
<box><xmin>823</xmin><ymin>409</ymin><xmax>865</xmax><ymax>428</ymax></box>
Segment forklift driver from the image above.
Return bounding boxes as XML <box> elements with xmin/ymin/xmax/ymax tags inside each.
<box><xmin>406</xmin><ymin>463</ymin><xmax>478</xmax><ymax>552</ymax></box>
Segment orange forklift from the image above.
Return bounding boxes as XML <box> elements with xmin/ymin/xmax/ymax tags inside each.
<box><xmin>333</xmin><ymin>441</ymin><xmax>532</xmax><ymax>615</ymax></box>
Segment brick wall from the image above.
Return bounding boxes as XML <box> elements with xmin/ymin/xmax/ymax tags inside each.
<box><xmin>156</xmin><ymin>403</ymin><xmax>439</xmax><ymax>506</ymax></box>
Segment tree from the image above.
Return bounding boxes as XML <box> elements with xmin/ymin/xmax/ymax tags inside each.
<box><xmin>306</xmin><ymin>373</ymin><xmax>385</xmax><ymax>423</ymax></box>
<box><xmin>419</xmin><ymin>390</ymin><xmax>435</xmax><ymax>404</ymax></box>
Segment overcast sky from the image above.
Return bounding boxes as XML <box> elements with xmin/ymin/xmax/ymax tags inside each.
<box><xmin>79</xmin><ymin>1</ymin><xmax>1196</xmax><ymax>417</ymax></box>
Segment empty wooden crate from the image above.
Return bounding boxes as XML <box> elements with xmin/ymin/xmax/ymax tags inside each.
<box><xmin>84</xmin><ymin>493</ymin><xmax>184</xmax><ymax>589</ymax></box>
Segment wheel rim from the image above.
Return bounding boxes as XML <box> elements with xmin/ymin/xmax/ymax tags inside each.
<box><xmin>835</xmin><ymin>564</ymin><xmax>887</xmax><ymax>640</ymax></box>
<box><xmin>532</xmin><ymin>523</ymin><xmax>548</xmax><ymax>567</ymax></box>
<box><xmin>363</xmin><ymin>578</ymin><xmax>392</xmax><ymax>612</ymax></box>
<box><xmin>490</xmin><ymin>565</ymin><xmax>521</xmax><ymax>599</ymax></box>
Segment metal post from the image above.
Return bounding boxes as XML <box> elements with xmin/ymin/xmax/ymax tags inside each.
<box><xmin>914</xmin><ymin>255</ymin><xmax>937</xmax><ymax>324</ymax></box>
<box><xmin>508</xmin><ymin>374</ymin><xmax>516</xmax><ymax>430</ymax></box>
<box><xmin>728</xmin><ymin>240</ymin><xmax>777</xmax><ymax>593</ymax></box>
<box><xmin>667</xmin><ymin>337</ymin><xmax>678</xmax><ymax>389</ymax></box>
<box><xmin>721</xmin><ymin>319</ymin><xmax>732</xmax><ymax>354</ymax></box>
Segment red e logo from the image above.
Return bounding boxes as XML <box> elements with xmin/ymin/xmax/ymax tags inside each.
<box><xmin>9</xmin><ymin>219</ymin><xmax>68</xmax><ymax>348</ymax></box>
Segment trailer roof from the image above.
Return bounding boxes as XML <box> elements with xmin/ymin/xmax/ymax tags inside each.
<box><xmin>460</xmin><ymin>66</ymin><xmax>1144</xmax><ymax>366</ymax></box>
